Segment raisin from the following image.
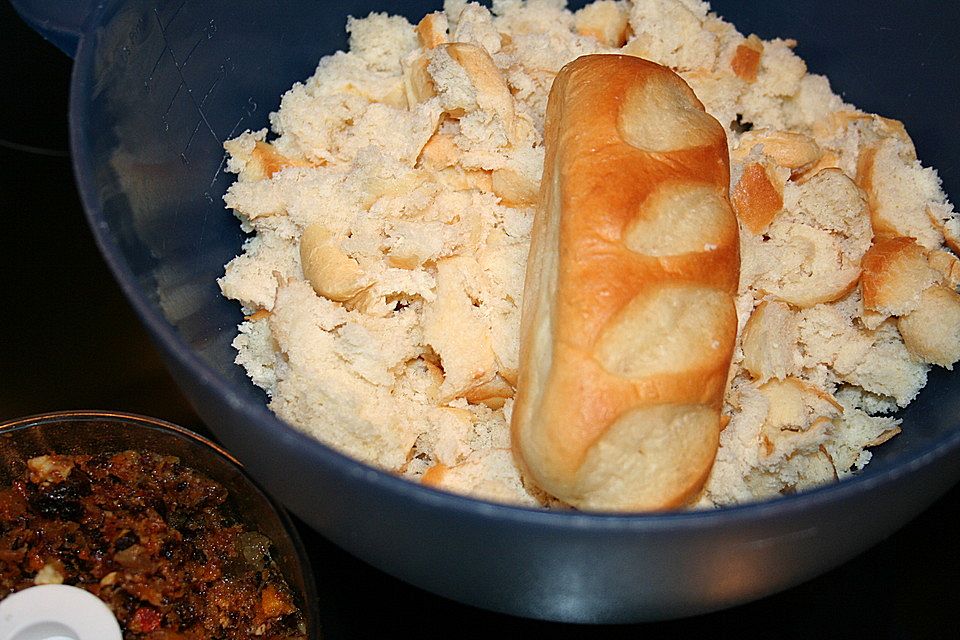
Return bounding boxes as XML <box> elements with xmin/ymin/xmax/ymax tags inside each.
<box><xmin>28</xmin><ymin>484</ymin><xmax>84</xmax><ymax>521</ymax></box>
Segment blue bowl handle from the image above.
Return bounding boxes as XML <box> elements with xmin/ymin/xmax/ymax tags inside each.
<box><xmin>10</xmin><ymin>0</ymin><xmax>99</xmax><ymax>58</ymax></box>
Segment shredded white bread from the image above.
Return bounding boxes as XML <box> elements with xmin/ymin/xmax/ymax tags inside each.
<box><xmin>219</xmin><ymin>0</ymin><xmax>959</xmax><ymax>509</ymax></box>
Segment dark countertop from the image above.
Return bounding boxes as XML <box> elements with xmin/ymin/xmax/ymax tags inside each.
<box><xmin>2</xmin><ymin>3</ymin><xmax>959</xmax><ymax>637</ymax></box>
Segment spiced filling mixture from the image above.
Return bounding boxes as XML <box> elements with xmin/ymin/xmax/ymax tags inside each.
<box><xmin>0</xmin><ymin>451</ymin><xmax>306</xmax><ymax>640</ymax></box>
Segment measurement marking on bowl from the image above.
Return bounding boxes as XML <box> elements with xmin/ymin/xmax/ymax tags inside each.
<box><xmin>206</xmin><ymin>114</ymin><xmax>250</xmax><ymax>191</ymax></box>
<box><xmin>145</xmin><ymin>0</ymin><xmax>186</xmax><ymax>92</ymax></box>
<box><xmin>162</xmin><ymin>0</ymin><xmax>188</xmax><ymax>32</ymax></box>
<box><xmin>153</xmin><ymin>8</ymin><xmax>222</xmax><ymax>158</ymax></box>
<box><xmin>147</xmin><ymin>45</ymin><xmax>166</xmax><ymax>91</ymax></box>
<box><xmin>161</xmin><ymin>82</ymin><xmax>183</xmax><ymax>133</ymax></box>
<box><xmin>181</xmin><ymin>37</ymin><xmax>204</xmax><ymax>71</ymax></box>
<box><xmin>201</xmin><ymin>61</ymin><xmax>228</xmax><ymax>108</ymax></box>
<box><xmin>180</xmin><ymin>60</ymin><xmax>230</xmax><ymax>165</ymax></box>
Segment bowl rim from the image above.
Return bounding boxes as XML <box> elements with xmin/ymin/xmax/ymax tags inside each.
<box><xmin>66</xmin><ymin>0</ymin><xmax>960</xmax><ymax>533</ymax></box>
<box><xmin>0</xmin><ymin>409</ymin><xmax>241</xmax><ymax>460</ymax></box>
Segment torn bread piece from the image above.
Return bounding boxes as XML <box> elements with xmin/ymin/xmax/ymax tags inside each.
<box><xmin>740</xmin><ymin>300</ymin><xmax>801</xmax><ymax>383</ymax></box>
<box><xmin>861</xmin><ymin>236</ymin><xmax>940</xmax><ymax>318</ymax></box>
<box><xmin>898</xmin><ymin>285</ymin><xmax>960</xmax><ymax>368</ymax></box>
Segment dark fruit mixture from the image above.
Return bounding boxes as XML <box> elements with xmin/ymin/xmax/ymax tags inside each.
<box><xmin>0</xmin><ymin>451</ymin><xmax>306</xmax><ymax>639</ymax></box>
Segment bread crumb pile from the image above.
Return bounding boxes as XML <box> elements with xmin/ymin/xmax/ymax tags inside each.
<box><xmin>219</xmin><ymin>0</ymin><xmax>960</xmax><ymax>509</ymax></box>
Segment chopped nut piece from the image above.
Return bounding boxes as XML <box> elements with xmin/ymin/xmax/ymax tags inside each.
<box><xmin>27</xmin><ymin>455</ymin><xmax>74</xmax><ymax>484</ymax></box>
<box><xmin>34</xmin><ymin>562</ymin><xmax>64</xmax><ymax>585</ymax></box>
<box><xmin>100</xmin><ymin>571</ymin><xmax>120</xmax><ymax>586</ymax></box>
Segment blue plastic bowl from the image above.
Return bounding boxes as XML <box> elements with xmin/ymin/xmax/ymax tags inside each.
<box><xmin>14</xmin><ymin>0</ymin><xmax>960</xmax><ymax>622</ymax></box>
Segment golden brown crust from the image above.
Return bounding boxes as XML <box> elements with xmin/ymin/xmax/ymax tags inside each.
<box><xmin>856</xmin><ymin>146</ymin><xmax>899</xmax><ymax>240</ymax></box>
<box><xmin>249</xmin><ymin>141</ymin><xmax>314</xmax><ymax>179</ymax></box>
<box><xmin>730</xmin><ymin>35</ymin><xmax>763</xmax><ymax>82</ymax></box>
<box><xmin>732</xmin><ymin>162</ymin><xmax>783</xmax><ymax>234</ymax></box>
<box><xmin>898</xmin><ymin>285</ymin><xmax>960</xmax><ymax>367</ymax></box>
<box><xmin>416</xmin><ymin>13</ymin><xmax>448</xmax><ymax>50</ymax></box>
<box><xmin>733</xmin><ymin>129</ymin><xmax>822</xmax><ymax>173</ymax></box>
<box><xmin>511</xmin><ymin>55</ymin><xmax>739</xmax><ymax>511</ymax></box>
<box><xmin>420</xmin><ymin>463</ymin><xmax>449</xmax><ymax>487</ymax></box>
<box><xmin>861</xmin><ymin>236</ymin><xmax>939</xmax><ymax>315</ymax></box>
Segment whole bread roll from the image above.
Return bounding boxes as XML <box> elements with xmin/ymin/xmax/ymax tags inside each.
<box><xmin>511</xmin><ymin>55</ymin><xmax>739</xmax><ymax>511</ymax></box>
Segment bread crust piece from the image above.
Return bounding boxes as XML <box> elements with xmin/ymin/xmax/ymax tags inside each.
<box><xmin>511</xmin><ymin>55</ymin><xmax>739</xmax><ymax>511</ymax></box>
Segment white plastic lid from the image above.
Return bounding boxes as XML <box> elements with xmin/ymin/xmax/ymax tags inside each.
<box><xmin>0</xmin><ymin>585</ymin><xmax>122</xmax><ymax>640</ymax></box>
